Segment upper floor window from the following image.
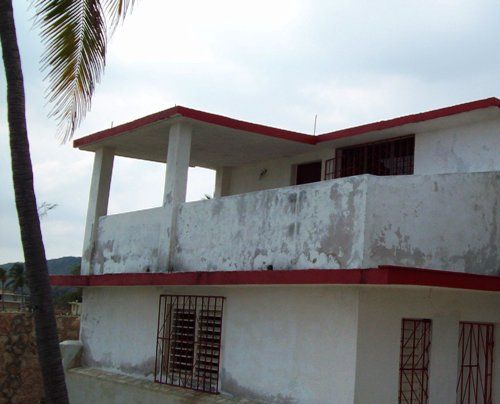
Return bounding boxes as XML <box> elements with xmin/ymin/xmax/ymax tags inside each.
<box><xmin>325</xmin><ymin>135</ymin><xmax>415</xmax><ymax>180</ymax></box>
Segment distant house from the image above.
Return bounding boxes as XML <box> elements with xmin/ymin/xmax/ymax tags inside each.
<box><xmin>53</xmin><ymin>98</ymin><xmax>500</xmax><ymax>403</ymax></box>
<box><xmin>0</xmin><ymin>291</ymin><xmax>27</xmax><ymax>311</ymax></box>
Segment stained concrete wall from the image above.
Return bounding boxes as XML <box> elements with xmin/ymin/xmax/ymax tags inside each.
<box><xmin>91</xmin><ymin>172</ymin><xmax>499</xmax><ymax>275</ymax></box>
<box><xmin>414</xmin><ymin>118</ymin><xmax>500</xmax><ymax>175</ymax></box>
<box><xmin>363</xmin><ymin>171</ymin><xmax>500</xmax><ymax>275</ymax></box>
<box><xmin>79</xmin><ymin>285</ymin><xmax>500</xmax><ymax>403</ymax></box>
<box><xmin>173</xmin><ymin>175</ymin><xmax>367</xmax><ymax>271</ymax></box>
<box><xmin>91</xmin><ymin>207</ymin><xmax>163</xmax><ymax>274</ymax></box>
<box><xmin>80</xmin><ymin>286</ymin><xmax>359</xmax><ymax>403</ymax></box>
<box><xmin>354</xmin><ymin>287</ymin><xmax>500</xmax><ymax>404</ymax></box>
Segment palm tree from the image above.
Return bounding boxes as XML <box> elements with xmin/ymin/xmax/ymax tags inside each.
<box><xmin>6</xmin><ymin>262</ymin><xmax>27</xmax><ymax>308</ymax></box>
<box><xmin>0</xmin><ymin>1</ymin><xmax>134</xmax><ymax>401</ymax></box>
<box><xmin>7</xmin><ymin>262</ymin><xmax>26</xmax><ymax>291</ymax></box>
<box><xmin>0</xmin><ymin>267</ymin><xmax>6</xmax><ymax>311</ymax></box>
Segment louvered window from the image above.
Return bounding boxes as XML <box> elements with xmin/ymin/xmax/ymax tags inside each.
<box><xmin>155</xmin><ymin>295</ymin><xmax>224</xmax><ymax>393</ymax></box>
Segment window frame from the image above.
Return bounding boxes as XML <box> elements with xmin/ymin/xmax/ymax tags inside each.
<box><xmin>155</xmin><ymin>295</ymin><xmax>225</xmax><ymax>394</ymax></box>
<box><xmin>398</xmin><ymin>318</ymin><xmax>432</xmax><ymax>404</ymax></box>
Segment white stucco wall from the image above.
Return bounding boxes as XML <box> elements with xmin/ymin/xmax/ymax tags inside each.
<box><xmin>80</xmin><ymin>285</ymin><xmax>359</xmax><ymax>403</ymax></box>
<box><xmin>414</xmin><ymin>118</ymin><xmax>500</xmax><ymax>175</ymax></box>
<box><xmin>79</xmin><ymin>285</ymin><xmax>500</xmax><ymax>403</ymax></box>
<box><xmin>91</xmin><ymin>171</ymin><xmax>499</xmax><ymax>276</ymax></box>
<box><xmin>173</xmin><ymin>175</ymin><xmax>367</xmax><ymax>271</ymax></box>
<box><xmin>363</xmin><ymin>171</ymin><xmax>500</xmax><ymax>275</ymax></box>
<box><xmin>91</xmin><ymin>207</ymin><xmax>163</xmax><ymax>274</ymax></box>
<box><xmin>354</xmin><ymin>287</ymin><xmax>500</xmax><ymax>404</ymax></box>
<box><xmin>225</xmin><ymin>149</ymin><xmax>333</xmax><ymax>196</ymax></box>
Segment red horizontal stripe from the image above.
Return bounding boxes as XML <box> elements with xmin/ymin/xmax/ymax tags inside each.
<box><xmin>50</xmin><ymin>266</ymin><xmax>500</xmax><ymax>292</ymax></box>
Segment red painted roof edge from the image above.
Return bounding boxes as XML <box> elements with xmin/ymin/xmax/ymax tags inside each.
<box><xmin>73</xmin><ymin>97</ymin><xmax>500</xmax><ymax>150</ymax></box>
<box><xmin>73</xmin><ymin>105</ymin><xmax>315</xmax><ymax>148</ymax></box>
<box><xmin>316</xmin><ymin>97</ymin><xmax>500</xmax><ymax>142</ymax></box>
<box><xmin>50</xmin><ymin>267</ymin><xmax>500</xmax><ymax>292</ymax></box>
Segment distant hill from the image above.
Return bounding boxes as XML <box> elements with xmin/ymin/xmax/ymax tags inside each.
<box><xmin>0</xmin><ymin>256</ymin><xmax>81</xmax><ymax>275</ymax></box>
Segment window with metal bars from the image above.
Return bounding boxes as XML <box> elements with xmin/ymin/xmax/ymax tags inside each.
<box><xmin>155</xmin><ymin>295</ymin><xmax>225</xmax><ymax>394</ymax></box>
<box><xmin>399</xmin><ymin>318</ymin><xmax>432</xmax><ymax>404</ymax></box>
<box><xmin>324</xmin><ymin>135</ymin><xmax>415</xmax><ymax>180</ymax></box>
<box><xmin>456</xmin><ymin>322</ymin><xmax>495</xmax><ymax>404</ymax></box>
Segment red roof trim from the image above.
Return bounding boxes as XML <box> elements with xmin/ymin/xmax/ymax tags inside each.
<box><xmin>50</xmin><ymin>266</ymin><xmax>500</xmax><ymax>292</ymax></box>
<box><xmin>73</xmin><ymin>97</ymin><xmax>500</xmax><ymax>149</ymax></box>
<box><xmin>316</xmin><ymin>97</ymin><xmax>500</xmax><ymax>142</ymax></box>
<box><xmin>73</xmin><ymin>106</ymin><xmax>315</xmax><ymax>148</ymax></box>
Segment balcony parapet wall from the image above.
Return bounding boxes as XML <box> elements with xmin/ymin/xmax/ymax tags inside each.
<box><xmin>89</xmin><ymin>172</ymin><xmax>499</xmax><ymax>276</ymax></box>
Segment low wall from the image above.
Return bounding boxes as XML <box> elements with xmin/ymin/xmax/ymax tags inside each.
<box><xmin>364</xmin><ymin>171</ymin><xmax>500</xmax><ymax>274</ymax></box>
<box><xmin>0</xmin><ymin>313</ymin><xmax>80</xmax><ymax>403</ymax></box>
<box><xmin>91</xmin><ymin>171</ymin><xmax>499</xmax><ymax>276</ymax></box>
<box><xmin>92</xmin><ymin>207</ymin><xmax>163</xmax><ymax>274</ymax></box>
<box><xmin>173</xmin><ymin>176</ymin><xmax>367</xmax><ymax>271</ymax></box>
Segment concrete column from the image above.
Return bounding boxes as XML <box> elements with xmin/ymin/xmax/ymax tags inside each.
<box><xmin>163</xmin><ymin>123</ymin><xmax>192</xmax><ymax>206</ymax></box>
<box><xmin>214</xmin><ymin>166</ymin><xmax>232</xmax><ymax>198</ymax></box>
<box><xmin>81</xmin><ymin>148</ymin><xmax>114</xmax><ymax>275</ymax></box>
<box><xmin>157</xmin><ymin>122</ymin><xmax>192</xmax><ymax>271</ymax></box>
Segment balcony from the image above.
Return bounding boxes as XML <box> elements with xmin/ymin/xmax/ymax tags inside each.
<box><xmin>88</xmin><ymin>171</ymin><xmax>499</xmax><ymax>276</ymax></box>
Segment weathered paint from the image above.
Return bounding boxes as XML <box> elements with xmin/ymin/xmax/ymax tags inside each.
<box><xmin>81</xmin><ymin>285</ymin><xmax>359</xmax><ymax>403</ymax></box>
<box><xmin>414</xmin><ymin>117</ymin><xmax>500</xmax><ymax>175</ymax></box>
<box><xmin>91</xmin><ymin>207</ymin><xmax>163</xmax><ymax>274</ymax></box>
<box><xmin>363</xmin><ymin>172</ymin><xmax>500</xmax><ymax>275</ymax></box>
<box><xmin>90</xmin><ymin>172</ymin><xmax>499</xmax><ymax>276</ymax></box>
<box><xmin>80</xmin><ymin>285</ymin><xmax>500</xmax><ymax>403</ymax></box>
<box><xmin>173</xmin><ymin>175</ymin><xmax>367</xmax><ymax>271</ymax></box>
<box><xmin>81</xmin><ymin>148</ymin><xmax>114</xmax><ymax>275</ymax></box>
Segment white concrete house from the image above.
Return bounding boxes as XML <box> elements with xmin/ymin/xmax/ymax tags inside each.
<box><xmin>53</xmin><ymin>97</ymin><xmax>500</xmax><ymax>404</ymax></box>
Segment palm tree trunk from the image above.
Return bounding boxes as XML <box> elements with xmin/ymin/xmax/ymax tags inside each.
<box><xmin>0</xmin><ymin>0</ymin><xmax>69</xmax><ymax>402</ymax></box>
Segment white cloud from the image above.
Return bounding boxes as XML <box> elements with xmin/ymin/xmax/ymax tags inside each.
<box><xmin>1</xmin><ymin>0</ymin><xmax>500</xmax><ymax>262</ymax></box>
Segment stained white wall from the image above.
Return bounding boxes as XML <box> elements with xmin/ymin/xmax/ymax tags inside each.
<box><xmin>80</xmin><ymin>285</ymin><xmax>359</xmax><ymax>403</ymax></box>
<box><xmin>91</xmin><ymin>172</ymin><xmax>499</xmax><ymax>276</ymax></box>
<box><xmin>91</xmin><ymin>207</ymin><xmax>163</xmax><ymax>274</ymax></box>
<box><xmin>173</xmin><ymin>176</ymin><xmax>367</xmax><ymax>271</ymax></box>
<box><xmin>363</xmin><ymin>171</ymin><xmax>500</xmax><ymax>275</ymax></box>
<box><xmin>79</xmin><ymin>285</ymin><xmax>500</xmax><ymax>403</ymax></box>
<box><xmin>354</xmin><ymin>287</ymin><xmax>500</xmax><ymax>404</ymax></box>
<box><xmin>414</xmin><ymin>118</ymin><xmax>500</xmax><ymax>175</ymax></box>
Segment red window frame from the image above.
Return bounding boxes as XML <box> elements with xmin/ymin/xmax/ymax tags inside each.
<box><xmin>155</xmin><ymin>295</ymin><xmax>225</xmax><ymax>394</ymax></box>
<box><xmin>457</xmin><ymin>322</ymin><xmax>495</xmax><ymax>404</ymax></box>
<box><xmin>399</xmin><ymin>318</ymin><xmax>432</xmax><ymax>404</ymax></box>
<box><xmin>324</xmin><ymin>135</ymin><xmax>415</xmax><ymax>180</ymax></box>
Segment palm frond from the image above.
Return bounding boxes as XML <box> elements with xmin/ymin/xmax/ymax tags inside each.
<box><xmin>34</xmin><ymin>0</ymin><xmax>135</xmax><ymax>141</ymax></box>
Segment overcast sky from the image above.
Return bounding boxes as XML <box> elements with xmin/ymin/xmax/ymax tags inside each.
<box><xmin>1</xmin><ymin>0</ymin><xmax>500</xmax><ymax>263</ymax></box>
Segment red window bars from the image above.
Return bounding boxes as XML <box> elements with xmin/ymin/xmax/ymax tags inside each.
<box><xmin>457</xmin><ymin>322</ymin><xmax>495</xmax><ymax>404</ymax></box>
<box><xmin>399</xmin><ymin>319</ymin><xmax>432</xmax><ymax>404</ymax></box>
<box><xmin>155</xmin><ymin>295</ymin><xmax>225</xmax><ymax>394</ymax></box>
<box><xmin>324</xmin><ymin>135</ymin><xmax>415</xmax><ymax>180</ymax></box>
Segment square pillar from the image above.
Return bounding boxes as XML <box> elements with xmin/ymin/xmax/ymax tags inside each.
<box><xmin>214</xmin><ymin>166</ymin><xmax>232</xmax><ymax>198</ymax></box>
<box><xmin>157</xmin><ymin>122</ymin><xmax>192</xmax><ymax>271</ymax></box>
<box><xmin>81</xmin><ymin>148</ymin><xmax>114</xmax><ymax>275</ymax></box>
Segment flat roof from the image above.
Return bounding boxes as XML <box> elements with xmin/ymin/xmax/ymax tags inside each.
<box><xmin>50</xmin><ymin>266</ymin><xmax>500</xmax><ymax>292</ymax></box>
<box><xmin>73</xmin><ymin>97</ymin><xmax>500</xmax><ymax>168</ymax></box>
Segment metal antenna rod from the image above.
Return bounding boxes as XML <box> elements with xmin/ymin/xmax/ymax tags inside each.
<box><xmin>313</xmin><ymin>114</ymin><xmax>318</xmax><ymax>135</ymax></box>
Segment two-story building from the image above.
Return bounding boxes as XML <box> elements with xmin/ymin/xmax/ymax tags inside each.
<box><xmin>52</xmin><ymin>97</ymin><xmax>500</xmax><ymax>403</ymax></box>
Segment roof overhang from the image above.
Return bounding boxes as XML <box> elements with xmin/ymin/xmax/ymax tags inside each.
<box><xmin>73</xmin><ymin>98</ymin><xmax>500</xmax><ymax>168</ymax></box>
<box><xmin>50</xmin><ymin>266</ymin><xmax>500</xmax><ymax>292</ymax></box>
